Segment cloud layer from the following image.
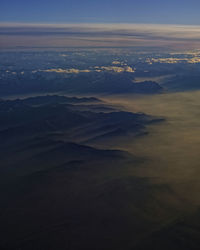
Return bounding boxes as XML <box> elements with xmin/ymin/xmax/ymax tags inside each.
<box><xmin>1</xmin><ymin>23</ymin><xmax>200</xmax><ymax>49</ymax></box>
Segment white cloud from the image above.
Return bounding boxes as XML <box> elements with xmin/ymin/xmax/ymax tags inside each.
<box><xmin>100</xmin><ymin>66</ymin><xmax>135</xmax><ymax>73</ymax></box>
<box><xmin>112</xmin><ymin>61</ymin><xmax>121</xmax><ymax>65</ymax></box>
<box><xmin>146</xmin><ymin>57</ymin><xmax>200</xmax><ymax>64</ymax></box>
<box><xmin>34</xmin><ymin>65</ymin><xmax>135</xmax><ymax>74</ymax></box>
<box><xmin>40</xmin><ymin>68</ymin><xmax>91</xmax><ymax>74</ymax></box>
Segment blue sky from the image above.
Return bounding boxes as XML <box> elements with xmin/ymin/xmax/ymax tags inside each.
<box><xmin>1</xmin><ymin>0</ymin><xmax>200</xmax><ymax>50</ymax></box>
<box><xmin>1</xmin><ymin>0</ymin><xmax>200</xmax><ymax>25</ymax></box>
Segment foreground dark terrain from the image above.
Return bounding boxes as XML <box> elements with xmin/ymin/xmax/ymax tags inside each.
<box><xmin>1</xmin><ymin>49</ymin><xmax>200</xmax><ymax>249</ymax></box>
<box><xmin>0</xmin><ymin>94</ymin><xmax>162</xmax><ymax>249</ymax></box>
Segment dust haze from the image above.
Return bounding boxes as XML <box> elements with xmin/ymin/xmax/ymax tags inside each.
<box><xmin>103</xmin><ymin>91</ymin><xmax>200</xmax><ymax>207</ymax></box>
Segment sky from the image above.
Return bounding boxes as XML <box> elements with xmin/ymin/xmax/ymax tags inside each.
<box><xmin>1</xmin><ymin>0</ymin><xmax>200</xmax><ymax>25</ymax></box>
<box><xmin>1</xmin><ymin>0</ymin><xmax>200</xmax><ymax>50</ymax></box>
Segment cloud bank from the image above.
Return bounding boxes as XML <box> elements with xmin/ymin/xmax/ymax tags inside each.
<box><xmin>35</xmin><ymin>65</ymin><xmax>135</xmax><ymax>74</ymax></box>
<box><xmin>1</xmin><ymin>23</ymin><xmax>200</xmax><ymax>49</ymax></box>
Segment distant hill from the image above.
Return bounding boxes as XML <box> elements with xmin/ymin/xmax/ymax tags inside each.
<box><xmin>0</xmin><ymin>71</ymin><xmax>163</xmax><ymax>96</ymax></box>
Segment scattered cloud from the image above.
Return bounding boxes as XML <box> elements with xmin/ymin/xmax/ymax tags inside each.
<box><xmin>41</xmin><ymin>68</ymin><xmax>91</xmax><ymax>74</ymax></box>
<box><xmin>34</xmin><ymin>65</ymin><xmax>135</xmax><ymax>74</ymax></box>
<box><xmin>112</xmin><ymin>61</ymin><xmax>121</xmax><ymax>65</ymax></box>
<box><xmin>146</xmin><ymin>57</ymin><xmax>200</xmax><ymax>64</ymax></box>
<box><xmin>60</xmin><ymin>54</ymin><xmax>68</xmax><ymax>57</ymax></box>
<box><xmin>100</xmin><ymin>66</ymin><xmax>135</xmax><ymax>73</ymax></box>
